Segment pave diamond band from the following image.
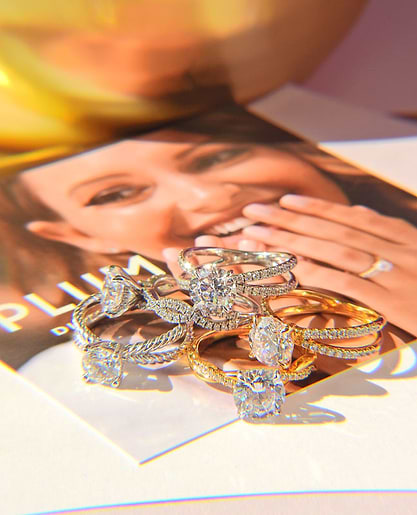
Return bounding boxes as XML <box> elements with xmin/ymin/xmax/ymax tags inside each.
<box><xmin>179</xmin><ymin>247</ymin><xmax>297</xmax><ymax>276</ymax></box>
<box><xmin>236</xmin><ymin>271</ymin><xmax>297</xmax><ymax>297</ymax></box>
<box><xmin>300</xmin><ymin>337</ymin><xmax>381</xmax><ymax>359</ymax></box>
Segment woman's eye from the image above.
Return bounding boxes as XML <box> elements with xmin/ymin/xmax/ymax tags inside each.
<box><xmin>86</xmin><ymin>185</ymin><xmax>149</xmax><ymax>206</ymax></box>
<box><xmin>188</xmin><ymin>147</ymin><xmax>249</xmax><ymax>172</ymax></box>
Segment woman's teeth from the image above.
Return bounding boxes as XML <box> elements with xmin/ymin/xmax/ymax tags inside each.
<box><xmin>206</xmin><ymin>216</ymin><xmax>255</xmax><ymax>237</ymax></box>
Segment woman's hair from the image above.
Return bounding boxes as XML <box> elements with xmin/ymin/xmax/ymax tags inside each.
<box><xmin>0</xmin><ymin>173</ymin><xmax>110</xmax><ymax>296</ymax></box>
<box><xmin>1</xmin><ymin>104</ymin><xmax>416</xmax><ymax>297</ymax></box>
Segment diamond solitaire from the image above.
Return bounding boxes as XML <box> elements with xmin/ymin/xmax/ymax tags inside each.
<box><xmin>101</xmin><ymin>266</ymin><xmax>139</xmax><ymax>318</ymax></box>
<box><xmin>249</xmin><ymin>316</ymin><xmax>294</xmax><ymax>367</ymax></box>
<box><xmin>233</xmin><ymin>368</ymin><xmax>285</xmax><ymax>419</ymax></box>
<box><xmin>190</xmin><ymin>266</ymin><xmax>237</xmax><ymax>318</ymax></box>
<box><xmin>82</xmin><ymin>343</ymin><xmax>122</xmax><ymax>387</ymax></box>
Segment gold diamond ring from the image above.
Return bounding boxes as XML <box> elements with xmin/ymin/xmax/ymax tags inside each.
<box><xmin>187</xmin><ymin>327</ymin><xmax>316</xmax><ymax>420</ymax></box>
<box><xmin>261</xmin><ymin>289</ymin><xmax>385</xmax><ymax>360</ymax></box>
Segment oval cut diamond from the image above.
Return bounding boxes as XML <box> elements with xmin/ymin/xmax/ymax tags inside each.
<box><xmin>233</xmin><ymin>368</ymin><xmax>285</xmax><ymax>419</ymax></box>
<box><xmin>82</xmin><ymin>343</ymin><xmax>122</xmax><ymax>387</ymax></box>
<box><xmin>249</xmin><ymin>316</ymin><xmax>294</xmax><ymax>367</ymax></box>
<box><xmin>190</xmin><ymin>266</ymin><xmax>237</xmax><ymax>318</ymax></box>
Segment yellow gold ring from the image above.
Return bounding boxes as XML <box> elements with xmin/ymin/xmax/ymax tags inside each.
<box><xmin>257</xmin><ymin>289</ymin><xmax>385</xmax><ymax>362</ymax></box>
<box><xmin>187</xmin><ymin>327</ymin><xmax>316</xmax><ymax>420</ymax></box>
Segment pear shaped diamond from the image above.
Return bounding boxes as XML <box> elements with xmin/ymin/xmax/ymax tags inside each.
<box><xmin>249</xmin><ymin>316</ymin><xmax>294</xmax><ymax>367</ymax></box>
<box><xmin>82</xmin><ymin>342</ymin><xmax>122</xmax><ymax>387</ymax></box>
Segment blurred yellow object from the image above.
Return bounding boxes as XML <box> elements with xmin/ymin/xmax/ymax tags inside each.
<box><xmin>0</xmin><ymin>0</ymin><xmax>366</xmax><ymax>172</ymax></box>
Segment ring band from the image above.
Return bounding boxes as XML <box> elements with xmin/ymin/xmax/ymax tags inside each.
<box><xmin>187</xmin><ymin>327</ymin><xmax>316</xmax><ymax>420</ymax></box>
<box><xmin>358</xmin><ymin>257</ymin><xmax>394</xmax><ymax>279</ymax></box>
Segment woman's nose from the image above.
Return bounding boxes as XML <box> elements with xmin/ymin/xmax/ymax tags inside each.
<box><xmin>176</xmin><ymin>182</ymin><xmax>241</xmax><ymax>213</ymax></box>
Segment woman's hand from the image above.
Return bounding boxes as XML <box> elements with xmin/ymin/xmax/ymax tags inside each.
<box><xmin>239</xmin><ymin>194</ymin><xmax>417</xmax><ymax>336</ymax></box>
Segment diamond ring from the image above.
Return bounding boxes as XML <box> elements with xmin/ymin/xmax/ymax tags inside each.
<box><xmin>358</xmin><ymin>257</ymin><xmax>394</xmax><ymax>279</ymax></box>
<box><xmin>179</xmin><ymin>247</ymin><xmax>298</xmax><ymax>297</ymax></box>
<box><xmin>72</xmin><ymin>267</ymin><xmax>193</xmax><ymax>387</ymax></box>
<box><xmin>259</xmin><ymin>289</ymin><xmax>385</xmax><ymax>361</ymax></box>
<box><xmin>187</xmin><ymin>327</ymin><xmax>316</xmax><ymax>420</ymax></box>
<box><xmin>176</xmin><ymin>247</ymin><xmax>298</xmax><ymax>330</ymax></box>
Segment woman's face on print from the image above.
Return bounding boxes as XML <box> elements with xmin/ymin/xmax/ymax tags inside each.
<box><xmin>21</xmin><ymin>130</ymin><xmax>348</xmax><ymax>260</ymax></box>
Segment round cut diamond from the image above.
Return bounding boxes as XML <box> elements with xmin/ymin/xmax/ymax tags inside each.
<box><xmin>249</xmin><ymin>316</ymin><xmax>294</xmax><ymax>367</ymax></box>
<box><xmin>82</xmin><ymin>343</ymin><xmax>122</xmax><ymax>387</ymax></box>
<box><xmin>190</xmin><ymin>266</ymin><xmax>237</xmax><ymax>318</ymax></box>
<box><xmin>233</xmin><ymin>368</ymin><xmax>285</xmax><ymax>419</ymax></box>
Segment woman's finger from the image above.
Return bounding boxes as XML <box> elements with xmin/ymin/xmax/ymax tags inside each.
<box><xmin>194</xmin><ymin>235</ymin><xmax>223</xmax><ymax>248</ymax></box>
<box><xmin>161</xmin><ymin>247</ymin><xmax>182</xmax><ymax>278</ymax></box>
<box><xmin>295</xmin><ymin>259</ymin><xmax>416</xmax><ymax>335</ymax></box>
<box><xmin>279</xmin><ymin>195</ymin><xmax>417</xmax><ymax>245</ymax></box>
<box><xmin>238</xmin><ymin>239</ymin><xmax>266</xmax><ymax>252</ymax></box>
<box><xmin>295</xmin><ymin>258</ymin><xmax>385</xmax><ymax>306</ymax></box>
<box><xmin>243</xmin><ymin>203</ymin><xmax>399</xmax><ymax>258</ymax></box>
<box><xmin>243</xmin><ymin>225</ymin><xmax>386</xmax><ymax>277</ymax></box>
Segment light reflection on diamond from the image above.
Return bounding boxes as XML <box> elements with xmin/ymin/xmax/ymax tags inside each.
<box><xmin>249</xmin><ymin>316</ymin><xmax>294</xmax><ymax>367</ymax></box>
<box><xmin>101</xmin><ymin>277</ymin><xmax>137</xmax><ymax>318</ymax></box>
<box><xmin>233</xmin><ymin>368</ymin><xmax>285</xmax><ymax>419</ymax></box>
<box><xmin>190</xmin><ymin>266</ymin><xmax>237</xmax><ymax>317</ymax></box>
<box><xmin>82</xmin><ymin>343</ymin><xmax>122</xmax><ymax>387</ymax></box>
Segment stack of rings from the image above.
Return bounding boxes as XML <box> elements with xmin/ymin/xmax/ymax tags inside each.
<box><xmin>72</xmin><ymin>247</ymin><xmax>386</xmax><ymax>421</ymax></box>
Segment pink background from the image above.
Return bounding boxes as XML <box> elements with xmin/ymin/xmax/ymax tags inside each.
<box><xmin>306</xmin><ymin>0</ymin><xmax>417</xmax><ymax>113</ymax></box>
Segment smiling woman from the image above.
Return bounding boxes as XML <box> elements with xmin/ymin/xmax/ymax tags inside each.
<box><xmin>1</xmin><ymin>105</ymin><xmax>416</xmax><ymax>367</ymax></box>
<box><xmin>19</xmin><ymin>132</ymin><xmax>349</xmax><ymax>263</ymax></box>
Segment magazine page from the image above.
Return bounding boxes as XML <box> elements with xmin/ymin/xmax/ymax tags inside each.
<box><xmin>1</xmin><ymin>104</ymin><xmax>416</xmax><ymax>461</ymax></box>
